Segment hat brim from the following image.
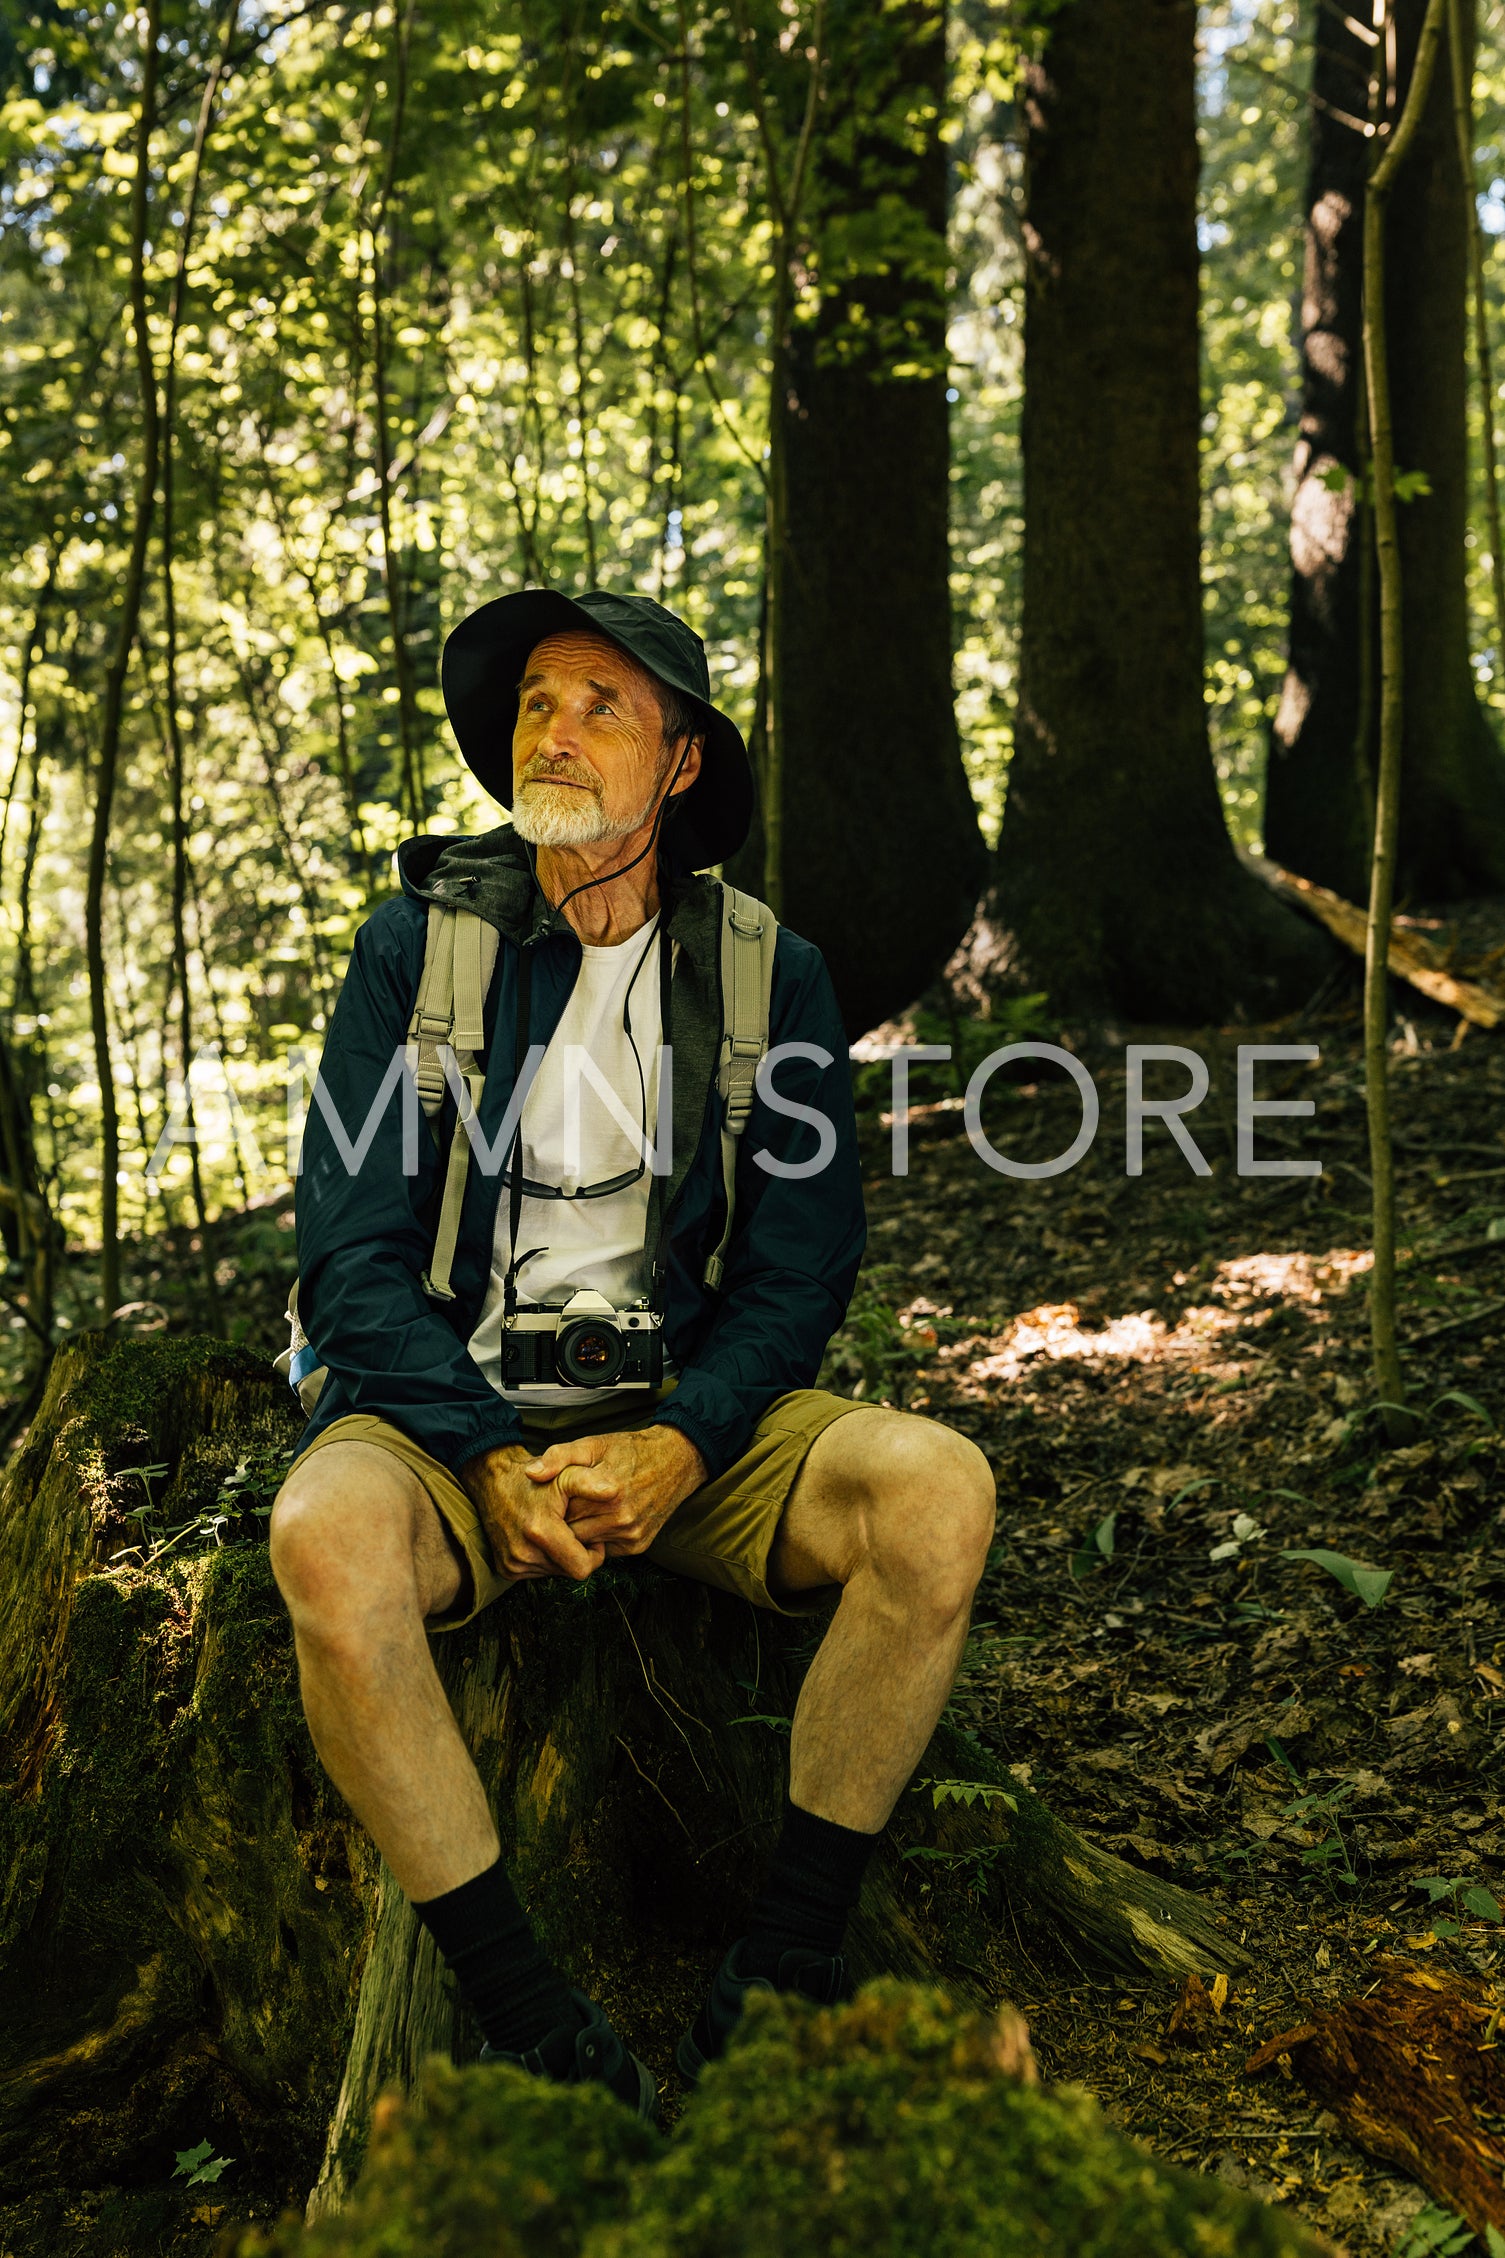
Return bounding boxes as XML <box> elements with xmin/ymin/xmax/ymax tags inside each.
<box><xmin>441</xmin><ymin>590</ymin><xmax>755</xmax><ymax>870</ymax></box>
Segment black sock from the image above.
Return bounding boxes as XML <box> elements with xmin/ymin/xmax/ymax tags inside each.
<box><xmin>742</xmin><ymin>1800</ymin><xmax>881</xmax><ymax>1978</ymax></box>
<box><xmin>413</xmin><ymin>1858</ymin><xmax>575</xmax><ymax>2054</ymax></box>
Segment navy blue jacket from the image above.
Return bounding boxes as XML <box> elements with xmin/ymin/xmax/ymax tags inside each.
<box><xmin>293</xmin><ymin>832</ymin><xmax>867</xmax><ymax>1480</ymax></box>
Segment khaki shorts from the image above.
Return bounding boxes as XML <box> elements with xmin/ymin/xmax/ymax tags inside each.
<box><xmin>293</xmin><ymin>1390</ymin><xmax>868</xmax><ymax>1628</ymax></box>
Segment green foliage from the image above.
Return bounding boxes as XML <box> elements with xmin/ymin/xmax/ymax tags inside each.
<box><xmin>1069</xmin><ymin>1509</ymin><xmax>1117</xmax><ymax>1580</ymax></box>
<box><xmin>727</xmin><ymin>1676</ymin><xmax>792</xmax><ymax>1735</ymax></box>
<box><xmin>1315</xmin><ymin>462</ymin><xmax>1433</xmax><ymax>504</ymax></box>
<box><xmin>915</xmin><ymin>1776</ymin><xmax>1018</xmax><ymax>1813</ymax></box>
<box><xmin>114</xmin><ymin>1430</ymin><xmax>294</xmax><ymax>1570</ymax></box>
<box><xmin>173</xmin><ymin>2138</ymin><xmax>233</xmax><ymax>2188</ymax></box>
<box><xmin>1412</xmin><ymin>1874</ymin><xmax>1505</xmax><ymax>1940</ymax></box>
<box><xmin>0</xmin><ymin>0</ymin><xmax>1047</xmax><ymax>1278</ymax></box>
<box><xmin>240</xmin><ymin>1985</ymin><xmax>1331</xmax><ymax>2258</ymax></box>
<box><xmin>1430</xmin><ymin>1390</ymin><xmax>1496</xmax><ymax>1430</ymax></box>
<box><xmin>1261</xmin><ymin>1737</ymin><xmax>1358</xmax><ymax>1888</ymax></box>
<box><xmin>1279</xmin><ymin>1547</ymin><xmax>1394</xmax><ymax>1608</ymax></box>
<box><xmin>1398</xmin><ymin>2206</ymin><xmax>1491</xmax><ymax>2257</ymax></box>
<box><xmin>815</xmin><ymin>1260</ymin><xmax>938</xmax><ymax>1405</ymax></box>
<box><xmin>849</xmin><ymin>997</ymin><xmax>1054</xmax><ymax>1118</ymax></box>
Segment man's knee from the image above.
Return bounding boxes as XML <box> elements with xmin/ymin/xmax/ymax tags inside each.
<box><xmin>269</xmin><ymin>1447</ymin><xmax>425</xmax><ymax>1641</ymax></box>
<box><xmin>856</xmin><ymin>1415</ymin><xmax>996</xmax><ymax>1618</ymax></box>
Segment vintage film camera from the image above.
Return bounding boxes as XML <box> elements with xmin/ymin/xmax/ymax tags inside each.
<box><xmin>500</xmin><ymin>1289</ymin><xmax>665</xmax><ymax>1391</ymax></box>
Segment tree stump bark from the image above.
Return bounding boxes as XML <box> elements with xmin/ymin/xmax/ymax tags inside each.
<box><xmin>0</xmin><ymin>1336</ymin><xmax>1248</xmax><ymax>2248</ymax></box>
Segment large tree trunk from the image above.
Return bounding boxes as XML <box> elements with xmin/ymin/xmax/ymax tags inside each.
<box><xmin>1266</xmin><ymin>0</ymin><xmax>1505</xmax><ymax>901</ymax></box>
<box><xmin>730</xmin><ymin>0</ymin><xmax>987</xmax><ymax>1039</ymax></box>
<box><xmin>1</xmin><ymin>1336</ymin><xmax>1246</xmax><ymax>2247</ymax></box>
<box><xmin>985</xmin><ymin>0</ymin><xmax>1332</xmax><ymax>1023</ymax></box>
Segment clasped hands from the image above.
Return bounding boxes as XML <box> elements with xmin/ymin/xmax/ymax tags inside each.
<box><xmin>460</xmin><ymin>1424</ymin><xmax>708</xmax><ymax>1584</ymax></box>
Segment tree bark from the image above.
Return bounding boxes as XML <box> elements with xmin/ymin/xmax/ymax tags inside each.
<box><xmin>1267</xmin><ymin>0</ymin><xmax>1505</xmax><ymax>901</ymax></box>
<box><xmin>730</xmin><ymin>0</ymin><xmax>988</xmax><ymax>1039</ymax></box>
<box><xmin>0</xmin><ymin>1337</ymin><xmax>363</xmax><ymax>2247</ymax></box>
<box><xmin>986</xmin><ymin>0</ymin><xmax>1331</xmax><ymax>1024</ymax></box>
<box><xmin>0</xmin><ymin>1337</ymin><xmax>1247</xmax><ymax>2244</ymax></box>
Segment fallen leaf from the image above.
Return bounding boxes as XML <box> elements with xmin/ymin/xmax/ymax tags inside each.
<box><xmin>1211</xmin><ymin>1973</ymin><xmax>1229</xmax><ymax>2014</ymax></box>
<box><xmin>1246</xmin><ymin>2024</ymin><xmax>1319</xmax><ymax>2075</ymax></box>
<box><xmin>1131</xmin><ymin>2040</ymin><xmax>1170</xmax><ymax>2065</ymax></box>
<box><xmin>1476</xmin><ymin>1664</ymin><xmax>1505</xmax><ymax>1695</ymax></box>
<box><xmin>1168</xmin><ymin>1972</ymin><xmax>1213</xmax><ymax>2047</ymax></box>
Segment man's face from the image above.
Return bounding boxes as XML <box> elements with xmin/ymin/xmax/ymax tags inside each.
<box><xmin>510</xmin><ymin>630</ymin><xmax>700</xmax><ymax>848</ymax></box>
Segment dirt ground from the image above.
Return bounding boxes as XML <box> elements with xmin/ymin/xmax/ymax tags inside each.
<box><xmin>830</xmin><ymin>953</ymin><xmax>1505</xmax><ymax>2255</ymax></box>
<box><xmin>18</xmin><ymin>936</ymin><xmax>1505</xmax><ymax>2255</ymax></box>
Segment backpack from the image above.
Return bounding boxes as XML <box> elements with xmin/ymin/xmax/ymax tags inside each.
<box><xmin>275</xmin><ymin>884</ymin><xmax>778</xmax><ymax>1414</ymax></box>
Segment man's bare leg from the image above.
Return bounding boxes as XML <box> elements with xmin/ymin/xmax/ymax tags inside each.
<box><xmin>269</xmin><ymin>1441</ymin><xmax>497</xmax><ymax>1900</ymax></box>
<box><xmin>678</xmin><ymin>1408</ymin><xmax>996</xmax><ymax>2070</ymax></box>
<box><xmin>273</xmin><ymin>1439</ymin><xmax>661</xmax><ymax>2107</ymax></box>
<box><xmin>768</xmin><ymin>1410</ymin><xmax>997</xmax><ymax>1833</ymax></box>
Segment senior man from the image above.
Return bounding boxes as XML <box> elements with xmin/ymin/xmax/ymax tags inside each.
<box><xmin>270</xmin><ymin>588</ymin><xmax>995</xmax><ymax>2124</ymax></box>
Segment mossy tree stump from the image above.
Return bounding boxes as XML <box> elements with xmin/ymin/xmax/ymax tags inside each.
<box><xmin>0</xmin><ymin>1336</ymin><xmax>1247</xmax><ymax>2247</ymax></box>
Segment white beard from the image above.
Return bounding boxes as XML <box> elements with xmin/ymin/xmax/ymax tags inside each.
<box><xmin>510</xmin><ymin>772</ymin><xmax>663</xmax><ymax>848</ymax></box>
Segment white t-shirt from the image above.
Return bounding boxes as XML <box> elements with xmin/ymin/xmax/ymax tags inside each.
<box><xmin>467</xmin><ymin>916</ymin><xmax>667</xmax><ymax>1408</ymax></box>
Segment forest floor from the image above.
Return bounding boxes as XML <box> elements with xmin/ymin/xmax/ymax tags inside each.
<box><xmin>834</xmin><ymin>954</ymin><xmax>1505</xmax><ymax>2257</ymax></box>
<box><xmin>17</xmin><ymin>949</ymin><xmax>1505</xmax><ymax>2256</ymax></box>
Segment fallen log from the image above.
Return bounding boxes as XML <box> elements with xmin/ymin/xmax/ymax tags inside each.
<box><xmin>1246</xmin><ymin>1965</ymin><xmax>1505</xmax><ymax>2237</ymax></box>
<box><xmin>1241</xmin><ymin>849</ymin><xmax>1505</xmax><ymax>1028</ymax></box>
<box><xmin>1</xmin><ymin>1334</ymin><xmax>1249</xmax><ymax>2248</ymax></box>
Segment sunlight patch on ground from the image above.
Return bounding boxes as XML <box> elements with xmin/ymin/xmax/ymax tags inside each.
<box><xmin>938</xmin><ymin>1248</ymin><xmax>1371</xmax><ymax>1397</ymax></box>
<box><xmin>1211</xmin><ymin>1248</ymin><xmax>1372</xmax><ymax>1304</ymax></box>
<box><xmin>958</xmin><ymin>1303</ymin><xmax>1166</xmax><ymax>1384</ymax></box>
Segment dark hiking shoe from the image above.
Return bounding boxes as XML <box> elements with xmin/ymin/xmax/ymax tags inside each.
<box><xmin>481</xmin><ymin>1987</ymin><xmax>661</xmax><ymax>2126</ymax></box>
<box><xmin>676</xmin><ymin>1938</ymin><xmax>848</xmax><ymax>2084</ymax></box>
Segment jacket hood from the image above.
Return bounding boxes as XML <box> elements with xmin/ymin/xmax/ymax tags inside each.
<box><xmin>397</xmin><ymin>825</ymin><xmax>557</xmax><ymax>945</ymax></box>
<box><xmin>396</xmin><ymin>824</ymin><xmax>715</xmax><ymax>950</ymax></box>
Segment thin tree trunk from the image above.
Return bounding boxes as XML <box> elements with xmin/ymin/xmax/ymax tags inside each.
<box><xmin>85</xmin><ymin>0</ymin><xmax>162</xmax><ymax>1320</ymax></box>
<box><xmin>0</xmin><ymin>543</ymin><xmax>59</xmax><ymax>897</ymax></box>
<box><xmin>0</xmin><ymin>1018</ymin><xmax>54</xmax><ymax>1390</ymax></box>
<box><xmin>186</xmin><ymin>858</ymin><xmax>255</xmax><ymax>1209</ymax></box>
<box><xmin>559</xmin><ymin>10</ymin><xmax>601</xmax><ymax>590</ymax></box>
<box><xmin>14</xmin><ymin>729</ymin><xmax>48</xmax><ymax>1026</ymax></box>
<box><xmin>726</xmin><ymin>0</ymin><xmax>824</xmax><ymax>925</ymax></box>
<box><xmin>368</xmin><ymin>0</ymin><xmax>423</xmax><ymax>827</ymax></box>
<box><xmin>162</xmin><ymin>0</ymin><xmax>238</xmax><ymax>1330</ymax></box>
<box><xmin>1363</xmin><ymin>0</ymin><xmax>1448</xmax><ymax>1435</ymax></box>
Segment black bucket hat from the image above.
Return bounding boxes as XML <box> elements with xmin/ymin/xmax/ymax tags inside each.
<box><xmin>441</xmin><ymin>588</ymin><xmax>755</xmax><ymax>869</ymax></box>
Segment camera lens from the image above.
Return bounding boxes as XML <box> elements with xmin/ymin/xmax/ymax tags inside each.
<box><xmin>555</xmin><ymin>1318</ymin><xmax>626</xmax><ymax>1387</ymax></box>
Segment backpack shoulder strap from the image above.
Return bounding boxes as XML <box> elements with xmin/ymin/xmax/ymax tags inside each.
<box><xmin>278</xmin><ymin>906</ymin><xmax>500</xmax><ymax>1404</ymax></box>
<box><xmin>408</xmin><ymin>905</ymin><xmax>455</xmax><ymax>1118</ymax></box>
<box><xmin>405</xmin><ymin>905</ymin><xmax>501</xmax><ymax>1303</ymax></box>
<box><xmin>703</xmin><ymin>883</ymin><xmax>778</xmax><ymax>1292</ymax></box>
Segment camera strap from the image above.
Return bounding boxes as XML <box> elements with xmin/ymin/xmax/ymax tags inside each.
<box><xmin>502</xmin><ymin>941</ymin><xmax>538</xmax><ymax>1319</ymax></box>
<box><xmin>501</xmin><ymin>925</ymin><xmax>674</xmax><ymax>1320</ymax></box>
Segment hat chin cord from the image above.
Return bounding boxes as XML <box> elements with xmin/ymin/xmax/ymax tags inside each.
<box><xmin>543</xmin><ymin>737</ymin><xmax>695</xmax><ymax>921</ymax></box>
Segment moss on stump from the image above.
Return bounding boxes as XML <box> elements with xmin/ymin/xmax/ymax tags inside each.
<box><xmin>243</xmin><ymin>1984</ymin><xmax>1332</xmax><ymax>2258</ymax></box>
